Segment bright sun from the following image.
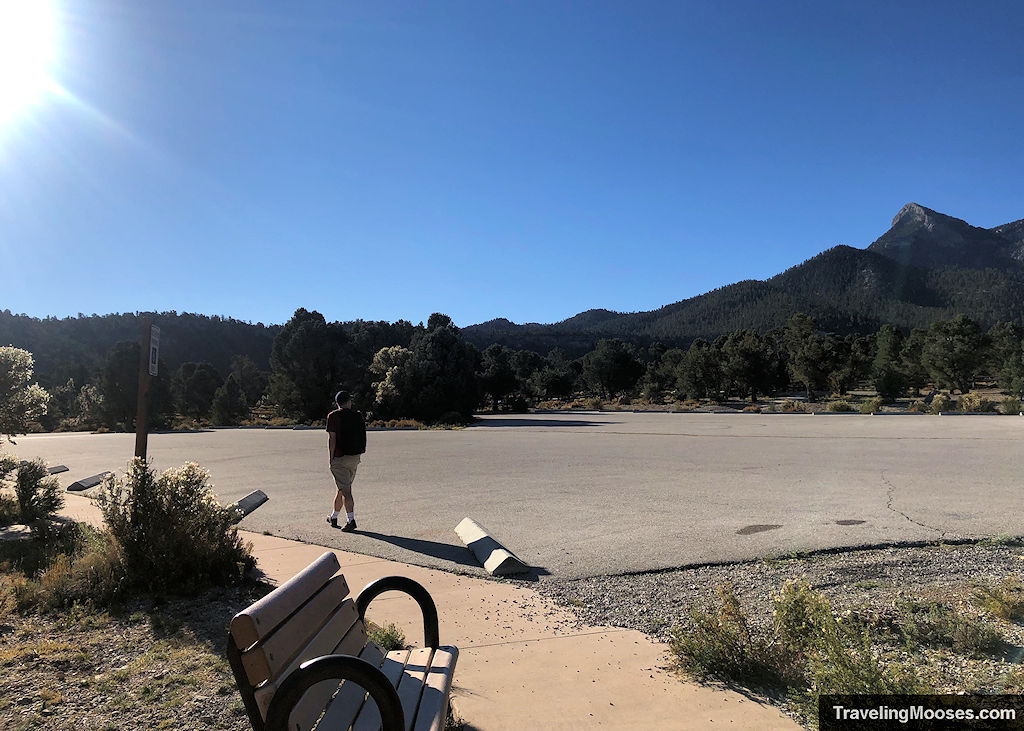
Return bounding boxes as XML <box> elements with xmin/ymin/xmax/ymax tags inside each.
<box><xmin>0</xmin><ymin>0</ymin><xmax>58</xmax><ymax>119</ymax></box>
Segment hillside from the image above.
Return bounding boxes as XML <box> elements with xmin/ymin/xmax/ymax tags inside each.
<box><xmin>463</xmin><ymin>203</ymin><xmax>1024</xmax><ymax>352</ymax></box>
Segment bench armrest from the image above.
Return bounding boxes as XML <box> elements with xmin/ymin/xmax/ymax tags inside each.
<box><xmin>264</xmin><ymin>654</ymin><xmax>404</xmax><ymax>731</ymax></box>
<box><xmin>356</xmin><ymin>576</ymin><xmax>440</xmax><ymax>648</ymax></box>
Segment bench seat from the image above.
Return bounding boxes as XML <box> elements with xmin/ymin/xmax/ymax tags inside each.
<box><xmin>227</xmin><ymin>551</ymin><xmax>458</xmax><ymax>731</ymax></box>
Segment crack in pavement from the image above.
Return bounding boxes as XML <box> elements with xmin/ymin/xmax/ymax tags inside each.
<box><xmin>881</xmin><ymin>470</ymin><xmax>947</xmax><ymax>536</ymax></box>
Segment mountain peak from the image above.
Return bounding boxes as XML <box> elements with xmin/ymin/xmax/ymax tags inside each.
<box><xmin>870</xmin><ymin>203</ymin><xmax>1015</xmax><ymax>269</ymax></box>
<box><xmin>892</xmin><ymin>202</ymin><xmax>930</xmax><ymax>225</ymax></box>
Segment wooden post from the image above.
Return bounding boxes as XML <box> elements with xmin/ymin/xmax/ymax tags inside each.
<box><xmin>134</xmin><ymin>319</ymin><xmax>153</xmax><ymax>460</ymax></box>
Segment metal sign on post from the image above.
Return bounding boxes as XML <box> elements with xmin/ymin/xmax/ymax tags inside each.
<box><xmin>149</xmin><ymin>325</ymin><xmax>160</xmax><ymax>377</ymax></box>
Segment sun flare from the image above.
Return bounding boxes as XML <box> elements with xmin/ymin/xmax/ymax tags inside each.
<box><xmin>0</xmin><ymin>0</ymin><xmax>58</xmax><ymax>119</ymax></box>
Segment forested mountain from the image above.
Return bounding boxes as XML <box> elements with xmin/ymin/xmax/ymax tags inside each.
<box><xmin>463</xmin><ymin>203</ymin><xmax>1024</xmax><ymax>353</ymax></box>
<box><xmin>0</xmin><ymin>311</ymin><xmax>278</xmax><ymax>388</ymax></box>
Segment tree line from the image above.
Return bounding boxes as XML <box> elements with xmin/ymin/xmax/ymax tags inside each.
<box><xmin>6</xmin><ymin>309</ymin><xmax>1023</xmax><ymax>433</ymax></box>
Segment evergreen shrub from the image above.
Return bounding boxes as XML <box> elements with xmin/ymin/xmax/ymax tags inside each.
<box><xmin>98</xmin><ymin>459</ymin><xmax>254</xmax><ymax>595</ymax></box>
<box><xmin>958</xmin><ymin>393</ymin><xmax>996</xmax><ymax>412</ymax></box>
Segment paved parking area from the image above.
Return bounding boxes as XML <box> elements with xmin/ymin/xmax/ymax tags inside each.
<box><xmin>11</xmin><ymin>412</ymin><xmax>1023</xmax><ymax>579</ymax></box>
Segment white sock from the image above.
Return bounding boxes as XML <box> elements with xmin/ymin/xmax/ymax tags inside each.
<box><xmin>331</xmin><ymin>511</ymin><xmax>340</xmax><ymax>519</ymax></box>
<box><xmin>347</xmin><ymin>512</ymin><xmax>355</xmax><ymax>522</ymax></box>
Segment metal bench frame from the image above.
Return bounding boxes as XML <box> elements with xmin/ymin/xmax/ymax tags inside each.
<box><xmin>227</xmin><ymin>567</ymin><xmax>453</xmax><ymax>731</ymax></box>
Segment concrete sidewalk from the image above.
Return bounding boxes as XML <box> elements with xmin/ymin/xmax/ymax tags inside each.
<box><xmin>58</xmin><ymin>493</ymin><xmax>798</xmax><ymax>730</ymax></box>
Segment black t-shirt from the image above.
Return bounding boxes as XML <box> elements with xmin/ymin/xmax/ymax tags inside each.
<box><xmin>326</xmin><ymin>408</ymin><xmax>367</xmax><ymax>457</ymax></box>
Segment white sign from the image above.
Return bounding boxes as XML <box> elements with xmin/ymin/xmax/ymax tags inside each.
<box><xmin>149</xmin><ymin>326</ymin><xmax>160</xmax><ymax>377</ymax></box>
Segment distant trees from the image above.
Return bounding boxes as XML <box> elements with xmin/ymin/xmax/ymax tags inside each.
<box><xmin>581</xmin><ymin>339</ymin><xmax>643</xmax><ymax>398</ymax></box>
<box><xmin>784</xmin><ymin>314</ymin><xmax>828</xmax><ymax>399</ymax></box>
<box><xmin>479</xmin><ymin>345</ymin><xmax>518</xmax><ymax>412</ymax></box>
<box><xmin>173</xmin><ymin>362</ymin><xmax>223</xmax><ymax>420</ymax></box>
<box><xmin>0</xmin><ymin>346</ymin><xmax>49</xmax><ymax>439</ymax></box>
<box><xmin>871</xmin><ymin>326</ymin><xmax>907</xmax><ymax>402</ymax></box>
<box><xmin>267</xmin><ymin>309</ymin><xmax>348</xmax><ymax>421</ymax></box>
<box><xmin>368</xmin><ymin>315</ymin><xmax>479</xmax><ymax>423</ymax></box>
<box><xmin>719</xmin><ymin>330</ymin><xmax>781</xmax><ymax>402</ymax></box>
<box><xmin>211</xmin><ymin>374</ymin><xmax>248</xmax><ymax>425</ymax></box>
<box><xmin>5</xmin><ymin>305</ymin><xmax>1024</xmax><ymax>431</ymax></box>
<box><xmin>920</xmin><ymin>314</ymin><xmax>986</xmax><ymax>393</ymax></box>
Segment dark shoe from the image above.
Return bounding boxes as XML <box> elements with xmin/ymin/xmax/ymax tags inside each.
<box><xmin>341</xmin><ymin>520</ymin><xmax>357</xmax><ymax>532</ymax></box>
<box><xmin>327</xmin><ymin>516</ymin><xmax>338</xmax><ymax>528</ymax></box>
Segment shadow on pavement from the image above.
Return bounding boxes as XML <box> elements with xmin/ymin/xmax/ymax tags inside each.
<box><xmin>358</xmin><ymin>531</ymin><xmax>482</xmax><ymax>568</ymax></box>
<box><xmin>469</xmin><ymin>418</ymin><xmax>614</xmax><ymax>428</ymax></box>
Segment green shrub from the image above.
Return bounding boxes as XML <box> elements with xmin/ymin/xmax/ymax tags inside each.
<box><xmin>859</xmin><ymin>396</ymin><xmax>884</xmax><ymax>414</ymax></box>
<box><xmin>773</xmin><ymin>579</ymin><xmax>833</xmax><ymax>660</ymax></box>
<box><xmin>896</xmin><ymin>601</ymin><xmax>1002</xmax><ymax>657</ymax></box>
<box><xmin>1</xmin><ymin>524</ymin><xmax>127</xmax><ymax>613</ymax></box>
<box><xmin>973</xmin><ymin>578</ymin><xmax>1024</xmax><ymax>621</ymax></box>
<box><xmin>958</xmin><ymin>393</ymin><xmax>996</xmax><ymax>412</ymax></box>
<box><xmin>930</xmin><ymin>393</ymin><xmax>955</xmax><ymax>414</ymax></box>
<box><xmin>671</xmin><ymin>584</ymin><xmax>789</xmax><ymax>688</ymax></box>
<box><xmin>367</xmin><ymin>622</ymin><xmax>407</xmax><ymax>652</ymax></box>
<box><xmin>98</xmin><ymin>459</ymin><xmax>254</xmax><ymax>596</ymax></box>
<box><xmin>14</xmin><ymin>459</ymin><xmax>63</xmax><ymax>525</ymax></box>
<box><xmin>0</xmin><ymin>493</ymin><xmax>18</xmax><ymax>526</ymax></box>
<box><xmin>826</xmin><ymin>400</ymin><xmax>854</xmax><ymax>412</ymax></box>
<box><xmin>1000</xmin><ymin>396</ymin><xmax>1021</xmax><ymax>415</ymax></box>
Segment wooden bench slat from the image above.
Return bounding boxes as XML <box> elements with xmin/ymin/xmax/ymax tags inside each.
<box><xmin>253</xmin><ymin>600</ymin><xmax>360</xmax><ymax>718</ymax></box>
<box><xmin>412</xmin><ymin>647</ymin><xmax>458</xmax><ymax>731</ymax></box>
<box><xmin>315</xmin><ymin>642</ymin><xmax>387</xmax><ymax>730</ymax></box>
<box><xmin>396</xmin><ymin>647</ymin><xmax>434</xmax><ymax>731</ymax></box>
<box><xmin>231</xmin><ymin>552</ymin><xmax>343</xmax><ymax>649</ymax></box>
<box><xmin>282</xmin><ymin>618</ymin><xmax>371</xmax><ymax>731</ymax></box>
<box><xmin>351</xmin><ymin>650</ymin><xmax>412</xmax><ymax>731</ymax></box>
<box><xmin>240</xmin><ymin>577</ymin><xmax>353</xmax><ymax>685</ymax></box>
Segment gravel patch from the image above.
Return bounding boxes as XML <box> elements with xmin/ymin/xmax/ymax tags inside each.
<box><xmin>536</xmin><ymin>541</ymin><xmax>1024</xmax><ymax>639</ymax></box>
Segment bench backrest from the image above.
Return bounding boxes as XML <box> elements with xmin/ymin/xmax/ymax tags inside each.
<box><xmin>229</xmin><ymin>552</ymin><xmax>370</xmax><ymax>731</ymax></box>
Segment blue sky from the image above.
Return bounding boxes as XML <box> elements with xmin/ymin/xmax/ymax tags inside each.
<box><xmin>1</xmin><ymin>1</ymin><xmax>1022</xmax><ymax>328</ymax></box>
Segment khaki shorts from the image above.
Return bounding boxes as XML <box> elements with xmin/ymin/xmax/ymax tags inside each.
<box><xmin>330</xmin><ymin>455</ymin><xmax>361</xmax><ymax>498</ymax></box>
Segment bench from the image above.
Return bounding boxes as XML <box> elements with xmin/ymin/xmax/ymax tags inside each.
<box><xmin>227</xmin><ymin>551</ymin><xmax>459</xmax><ymax>731</ymax></box>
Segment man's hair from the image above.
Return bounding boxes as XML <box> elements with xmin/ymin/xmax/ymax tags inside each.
<box><xmin>335</xmin><ymin>390</ymin><xmax>352</xmax><ymax>406</ymax></box>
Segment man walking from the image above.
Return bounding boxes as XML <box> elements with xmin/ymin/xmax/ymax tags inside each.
<box><xmin>326</xmin><ymin>390</ymin><xmax>366</xmax><ymax>532</ymax></box>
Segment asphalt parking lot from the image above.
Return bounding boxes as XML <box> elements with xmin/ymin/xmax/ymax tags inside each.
<box><xmin>12</xmin><ymin>412</ymin><xmax>1024</xmax><ymax>580</ymax></box>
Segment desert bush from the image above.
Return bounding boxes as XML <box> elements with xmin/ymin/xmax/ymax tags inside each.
<box><xmin>930</xmin><ymin>393</ymin><xmax>955</xmax><ymax>414</ymax></box>
<box><xmin>958</xmin><ymin>392</ymin><xmax>996</xmax><ymax>412</ymax></box>
<box><xmin>671</xmin><ymin>584</ymin><xmax>789</xmax><ymax>688</ymax></box>
<box><xmin>973</xmin><ymin>578</ymin><xmax>1024</xmax><ymax>621</ymax></box>
<box><xmin>367</xmin><ymin>418</ymin><xmax>423</xmax><ymax>429</ymax></box>
<box><xmin>673</xmin><ymin>579</ymin><xmax>927</xmax><ymax>724</ymax></box>
<box><xmin>742</xmin><ymin>405</ymin><xmax>762</xmax><ymax>413</ymax></box>
<box><xmin>98</xmin><ymin>459</ymin><xmax>254</xmax><ymax>595</ymax></box>
<box><xmin>999</xmin><ymin>396</ymin><xmax>1021</xmax><ymax>415</ymax></box>
<box><xmin>0</xmin><ymin>494</ymin><xmax>18</xmax><ymax>526</ymax></box>
<box><xmin>675</xmin><ymin>399</ymin><xmax>700</xmax><ymax>411</ymax></box>
<box><xmin>1</xmin><ymin>524</ymin><xmax>127</xmax><ymax>613</ymax></box>
<box><xmin>367</xmin><ymin>622</ymin><xmax>406</xmax><ymax>652</ymax></box>
<box><xmin>896</xmin><ymin>600</ymin><xmax>1002</xmax><ymax>657</ymax></box>
<box><xmin>584</xmin><ymin>397</ymin><xmax>602</xmax><ymax>410</ymax></box>
<box><xmin>859</xmin><ymin>396</ymin><xmax>884</xmax><ymax>414</ymax></box>
<box><xmin>780</xmin><ymin>400</ymin><xmax>805</xmax><ymax>413</ymax></box>
<box><xmin>907</xmin><ymin>399</ymin><xmax>927</xmax><ymax>413</ymax></box>
<box><xmin>14</xmin><ymin>459</ymin><xmax>63</xmax><ymax>525</ymax></box>
<box><xmin>826</xmin><ymin>400</ymin><xmax>854</xmax><ymax>412</ymax></box>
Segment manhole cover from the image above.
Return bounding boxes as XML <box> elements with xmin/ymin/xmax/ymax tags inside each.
<box><xmin>735</xmin><ymin>524</ymin><xmax>782</xmax><ymax>535</ymax></box>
